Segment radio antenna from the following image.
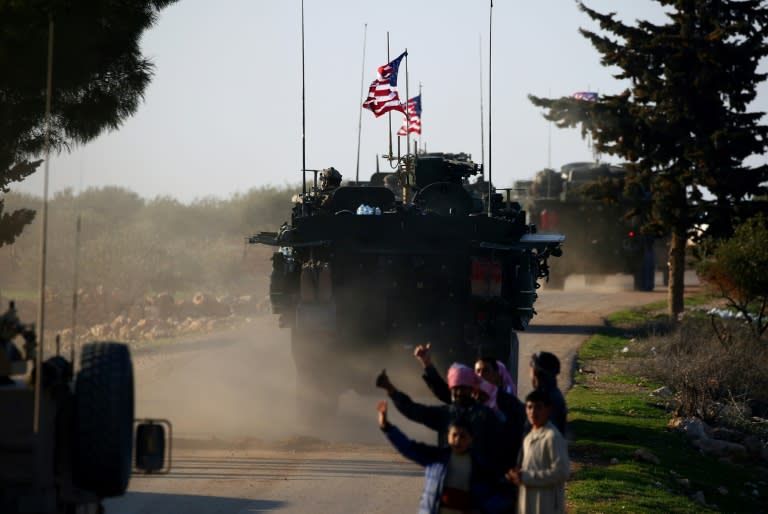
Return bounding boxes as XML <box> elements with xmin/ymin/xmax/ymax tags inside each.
<box><xmin>355</xmin><ymin>23</ymin><xmax>367</xmax><ymax>183</ymax></box>
<box><xmin>34</xmin><ymin>14</ymin><xmax>55</xmax><ymax>434</ymax></box>
<box><xmin>301</xmin><ymin>0</ymin><xmax>307</xmax><ymax>200</ymax></box>
<box><xmin>487</xmin><ymin>0</ymin><xmax>493</xmax><ymax>216</ymax></box>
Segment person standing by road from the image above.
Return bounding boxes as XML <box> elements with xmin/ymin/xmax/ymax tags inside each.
<box><xmin>506</xmin><ymin>389</ymin><xmax>570</xmax><ymax>514</ymax></box>
<box><xmin>375</xmin><ymin>364</ymin><xmax>502</xmax><ymax>472</ymax></box>
<box><xmin>377</xmin><ymin>400</ymin><xmax>492</xmax><ymax>514</ymax></box>
<box><xmin>528</xmin><ymin>352</ymin><xmax>567</xmax><ymax>436</ymax></box>
<box><xmin>414</xmin><ymin>344</ymin><xmax>524</xmax><ymax>424</ymax></box>
<box><xmin>413</xmin><ymin>344</ymin><xmax>526</xmax><ymax>466</ymax></box>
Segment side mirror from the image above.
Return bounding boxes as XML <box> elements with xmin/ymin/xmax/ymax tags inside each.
<box><xmin>134</xmin><ymin>418</ymin><xmax>172</xmax><ymax>474</ymax></box>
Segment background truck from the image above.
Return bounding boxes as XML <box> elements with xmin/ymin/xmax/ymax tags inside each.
<box><xmin>515</xmin><ymin>162</ymin><xmax>667</xmax><ymax>291</ymax></box>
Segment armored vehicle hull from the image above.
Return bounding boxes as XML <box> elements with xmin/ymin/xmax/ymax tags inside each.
<box><xmin>252</xmin><ymin>153</ymin><xmax>563</xmax><ymax>412</ymax></box>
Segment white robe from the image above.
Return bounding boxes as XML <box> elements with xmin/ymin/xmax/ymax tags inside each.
<box><xmin>518</xmin><ymin>421</ymin><xmax>570</xmax><ymax>514</ymax></box>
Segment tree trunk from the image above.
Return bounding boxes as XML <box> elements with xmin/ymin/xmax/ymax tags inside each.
<box><xmin>667</xmin><ymin>224</ymin><xmax>687</xmax><ymax>321</ymax></box>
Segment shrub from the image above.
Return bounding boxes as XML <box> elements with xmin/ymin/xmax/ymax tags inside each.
<box><xmin>697</xmin><ymin>214</ymin><xmax>768</xmax><ymax>337</ymax></box>
<box><xmin>645</xmin><ymin>316</ymin><xmax>768</xmax><ymax>424</ymax></box>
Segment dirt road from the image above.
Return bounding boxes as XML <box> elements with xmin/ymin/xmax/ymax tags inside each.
<box><xmin>106</xmin><ymin>273</ymin><xmax>679</xmax><ymax>513</ymax></box>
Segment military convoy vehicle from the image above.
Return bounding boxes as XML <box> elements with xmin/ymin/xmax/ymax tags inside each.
<box><xmin>0</xmin><ymin>302</ymin><xmax>170</xmax><ymax>513</ymax></box>
<box><xmin>515</xmin><ymin>162</ymin><xmax>667</xmax><ymax>291</ymax></box>
<box><xmin>250</xmin><ymin>152</ymin><xmax>563</xmax><ymax>412</ymax></box>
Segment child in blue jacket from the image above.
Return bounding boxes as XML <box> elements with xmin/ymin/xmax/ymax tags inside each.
<box><xmin>378</xmin><ymin>400</ymin><xmax>493</xmax><ymax>514</ymax></box>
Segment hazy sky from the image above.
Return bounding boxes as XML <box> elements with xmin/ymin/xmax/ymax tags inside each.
<box><xmin>16</xmin><ymin>0</ymin><xmax>768</xmax><ymax>202</ymax></box>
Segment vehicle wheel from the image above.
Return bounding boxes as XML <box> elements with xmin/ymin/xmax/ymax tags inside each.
<box><xmin>73</xmin><ymin>342</ymin><xmax>134</xmax><ymax>498</ymax></box>
<box><xmin>661</xmin><ymin>265</ymin><xmax>670</xmax><ymax>287</ymax></box>
<box><xmin>633</xmin><ymin>243</ymin><xmax>656</xmax><ymax>291</ymax></box>
<box><xmin>291</xmin><ymin>329</ymin><xmax>341</xmax><ymax>422</ymax></box>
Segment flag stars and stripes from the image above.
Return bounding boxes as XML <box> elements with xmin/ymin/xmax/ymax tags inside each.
<box><xmin>362</xmin><ymin>51</ymin><xmax>407</xmax><ymax>117</ymax></box>
<box><xmin>397</xmin><ymin>95</ymin><xmax>422</xmax><ymax>136</ymax></box>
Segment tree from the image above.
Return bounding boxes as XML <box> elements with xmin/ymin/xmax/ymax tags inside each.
<box><xmin>529</xmin><ymin>1</ymin><xmax>768</xmax><ymax>321</ymax></box>
<box><xmin>697</xmin><ymin>214</ymin><xmax>768</xmax><ymax>337</ymax></box>
<box><xmin>0</xmin><ymin>0</ymin><xmax>178</xmax><ymax>244</ymax></box>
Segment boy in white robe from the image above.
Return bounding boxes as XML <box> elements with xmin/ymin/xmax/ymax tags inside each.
<box><xmin>505</xmin><ymin>389</ymin><xmax>569</xmax><ymax>514</ymax></box>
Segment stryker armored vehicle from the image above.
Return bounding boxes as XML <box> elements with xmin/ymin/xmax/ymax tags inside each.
<box><xmin>250</xmin><ymin>153</ymin><xmax>563</xmax><ymax>412</ymax></box>
<box><xmin>0</xmin><ymin>302</ymin><xmax>170</xmax><ymax>513</ymax></box>
<box><xmin>516</xmin><ymin>162</ymin><xmax>668</xmax><ymax>291</ymax></box>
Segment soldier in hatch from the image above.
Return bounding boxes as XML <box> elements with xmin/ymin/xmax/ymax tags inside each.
<box><xmin>317</xmin><ymin>167</ymin><xmax>343</xmax><ymax>211</ymax></box>
<box><xmin>320</xmin><ymin>167</ymin><xmax>342</xmax><ymax>191</ymax></box>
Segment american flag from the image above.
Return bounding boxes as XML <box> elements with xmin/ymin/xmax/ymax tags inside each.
<box><xmin>362</xmin><ymin>51</ymin><xmax>407</xmax><ymax>117</ymax></box>
<box><xmin>572</xmin><ymin>91</ymin><xmax>598</xmax><ymax>101</ymax></box>
<box><xmin>397</xmin><ymin>95</ymin><xmax>422</xmax><ymax>135</ymax></box>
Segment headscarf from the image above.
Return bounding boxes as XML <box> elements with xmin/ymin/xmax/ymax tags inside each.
<box><xmin>477</xmin><ymin>378</ymin><xmax>499</xmax><ymax>412</ymax></box>
<box><xmin>496</xmin><ymin>360</ymin><xmax>518</xmax><ymax>398</ymax></box>
<box><xmin>447</xmin><ymin>363</ymin><xmax>478</xmax><ymax>389</ymax></box>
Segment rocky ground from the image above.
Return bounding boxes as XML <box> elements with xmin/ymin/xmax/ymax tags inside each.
<box><xmin>2</xmin><ymin>288</ymin><xmax>270</xmax><ymax>345</ymax></box>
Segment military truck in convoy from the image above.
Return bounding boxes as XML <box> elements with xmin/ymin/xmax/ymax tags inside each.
<box><xmin>515</xmin><ymin>162</ymin><xmax>667</xmax><ymax>291</ymax></box>
<box><xmin>250</xmin><ymin>152</ymin><xmax>563</xmax><ymax>412</ymax></box>
<box><xmin>0</xmin><ymin>302</ymin><xmax>170</xmax><ymax>513</ymax></box>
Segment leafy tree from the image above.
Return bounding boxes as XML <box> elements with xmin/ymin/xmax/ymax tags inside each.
<box><xmin>0</xmin><ymin>0</ymin><xmax>178</xmax><ymax>244</ymax></box>
<box><xmin>529</xmin><ymin>1</ymin><xmax>768</xmax><ymax>320</ymax></box>
<box><xmin>697</xmin><ymin>214</ymin><xmax>768</xmax><ymax>337</ymax></box>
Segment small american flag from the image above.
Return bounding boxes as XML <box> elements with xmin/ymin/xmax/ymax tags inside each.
<box><xmin>572</xmin><ymin>91</ymin><xmax>598</xmax><ymax>101</ymax></box>
<box><xmin>362</xmin><ymin>51</ymin><xmax>407</xmax><ymax>117</ymax></box>
<box><xmin>397</xmin><ymin>95</ymin><xmax>422</xmax><ymax>136</ymax></box>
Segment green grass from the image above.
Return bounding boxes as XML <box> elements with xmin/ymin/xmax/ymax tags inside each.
<box><xmin>567</xmin><ymin>301</ymin><xmax>765</xmax><ymax>513</ymax></box>
<box><xmin>0</xmin><ymin>289</ymin><xmax>38</xmax><ymax>301</ymax></box>
<box><xmin>578</xmin><ymin>334</ymin><xmax>631</xmax><ymax>360</ymax></box>
<box><xmin>604</xmin><ymin>293</ymin><xmax>718</xmax><ymax>326</ymax></box>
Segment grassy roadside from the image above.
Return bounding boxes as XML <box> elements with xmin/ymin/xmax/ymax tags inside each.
<box><xmin>565</xmin><ymin>296</ymin><xmax>766</xmax><ymax>513</ymax></box>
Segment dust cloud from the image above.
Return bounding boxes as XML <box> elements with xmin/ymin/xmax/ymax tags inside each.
<box><xmin>541</xmin><ymin>272</ymin><xmax>664</xmax><ymax>293</ymax></box>
<box><xmin>131</xmin><ymin>314</ymin><xmax>438</xmax><ymax>449</ymax></box>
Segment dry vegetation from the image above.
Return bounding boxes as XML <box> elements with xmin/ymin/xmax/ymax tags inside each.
<box><xmin>643</xmin><ymin>315</ymin><xmax>768</xmax><ymax>426</ymax></box>
<box><xmin>0</xmin><ymin>185</ymin><xmax>297</xmax><ymax>335</ymax></box>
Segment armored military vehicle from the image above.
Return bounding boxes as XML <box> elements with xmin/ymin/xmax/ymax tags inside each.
<box><xmin>0</xmin><ymin>302</ymin><xmax>169</xmax><ymax>513</ymax></box>
<box><xmin>517</xmin><ymin>162</ymin><xmax>667</xmax><ymax>291</ymax></box>
<box><xmin>250</xmin><ymin>152</ymin><xmax>563</xmax><ymax>411</ymax></box>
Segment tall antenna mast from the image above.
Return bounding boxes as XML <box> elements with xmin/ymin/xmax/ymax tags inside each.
<box><xmin>479</xmin><ymin>33</ymin><xmax>485</xmax><ymax>177</ymax></box>
<box><xmin>301</xmin><ymin>0</ymin><xmax>307</xmax><ymax>200</ymax></box>
<box><xmin>386</xmin><ymin>32</ymin><xmax>393</xmax><ymax>161</ymax></box>
<box><xmin>487</xmin><ymin>0</ymin><xmax>493</xmax><ymax>216</ymax></box>
<box><xmin>404</xmin><ymin>49</ymin><xmax>410</xmax><ymax>158</ymax></box>
<box><xmin>35</xmin><ymin>14</ymin><xmax>54</xmax><ymax>434</ymax></box>
<box><xmin>355</xmin><ymin>23</ymin><xmax>368</xmax><ymax>183</ymax></box>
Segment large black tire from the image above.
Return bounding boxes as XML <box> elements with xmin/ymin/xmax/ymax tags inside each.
<box><xmin>73</xmin><ymin>342</ymin><xmax>134</xmax><ymax>498</ymax></box>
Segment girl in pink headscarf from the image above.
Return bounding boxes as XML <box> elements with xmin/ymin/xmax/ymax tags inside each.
<box><xmin>475</xmin><ymin>378</ymin><xmax>500</xmax><ymax>414</ymax></box>
<box><xmin>496</xmin><ymin>360</ymin><xmax>518</xmax><ymax>398</ymax></box>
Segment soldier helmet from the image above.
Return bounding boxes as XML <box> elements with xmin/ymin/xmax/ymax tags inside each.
<box><xmin>320</xmin><ymin>167</ymin><xmax>342</xmax><ymax>189</ymax></box>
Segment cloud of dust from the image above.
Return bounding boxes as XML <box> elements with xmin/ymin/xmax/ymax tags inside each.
<box><xmin>131</xmin><ymin>315</ymin><xmax>440</xmax><ymax>448</ymax></box>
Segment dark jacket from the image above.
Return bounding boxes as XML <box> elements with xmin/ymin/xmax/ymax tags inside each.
<box><xmin>390</xmin><ymin>388</ymin><xmax>503</xmax><ymax>472</ymax></box>
<box><xmin>534</xmin><ymin>374</ymin><xmax>567</xmax><ymax>436</ymax></box>
<box><xmin>421</xmin><ymin>364</ymin><xmax>526</xmax><ymax>469</ymax></box>
<box><xmin>381</xmin><ymin>422</ymin><xmax>492</xmax><ymax>514</ymax></box>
